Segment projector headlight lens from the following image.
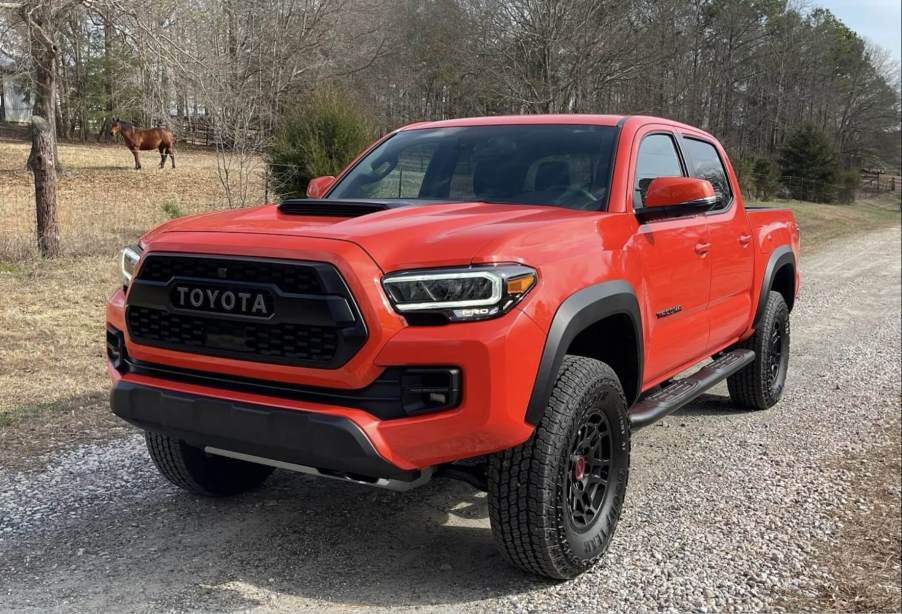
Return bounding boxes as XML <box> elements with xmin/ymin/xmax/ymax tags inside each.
<box><xmin>383</xmin><ymin>264</ymin><xmax>537</xmax><ymax>322</ymax></box>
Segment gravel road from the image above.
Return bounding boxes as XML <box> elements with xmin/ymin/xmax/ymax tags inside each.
<box><xmin>1</xmin><ymin>227</ymin><xmax>900</xmax><ymax>614</ymax></box>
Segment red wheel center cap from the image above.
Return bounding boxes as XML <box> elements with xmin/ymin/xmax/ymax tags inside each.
<box><xmin>573</xmin><ymin>455</ymin><xmax>587</xmax><ymax>481</ymax></box>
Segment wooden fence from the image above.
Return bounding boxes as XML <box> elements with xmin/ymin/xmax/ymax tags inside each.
<box><xmin>860</xmin><ymin>170</ymin><xmax>899</xmax><ymax>194</ymax></box>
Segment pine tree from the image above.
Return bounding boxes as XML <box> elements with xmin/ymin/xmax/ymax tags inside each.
<box><xmin>779</xmin><ymin>124</ymin><xmax>840</xmax><ymax>203</ymax></box>
<box><xmin>752</xmin><ymin>158</ymin><xmax>781</xmax><ymax>201</ymax></box>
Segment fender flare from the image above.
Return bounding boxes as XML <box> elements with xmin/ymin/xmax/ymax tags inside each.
<box><xmin>753</xmin><ymin>245</ymin><xmax>796</xmax><ymax>328</ymax></box>
<box><xmin>525</xmin><ymin>280</ymin><xmax>643</xmax><ymax>425</ymax></box>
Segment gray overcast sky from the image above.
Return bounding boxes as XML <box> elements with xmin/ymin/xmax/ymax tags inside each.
<box><xmin>818</xmin><ymin>0</ymin><xmax>902</xmax><ymax>62</ymax></box>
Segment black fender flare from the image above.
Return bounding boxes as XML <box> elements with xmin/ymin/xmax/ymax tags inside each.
<box><xmin>753</xmin><ymin>246</ymin><xmax>796</xmax><ymax>328</ymax></box>
<box><xmin>525</xmin><ymin>280</ymin><xmax>643</xmax><ymax>425</ymax></box>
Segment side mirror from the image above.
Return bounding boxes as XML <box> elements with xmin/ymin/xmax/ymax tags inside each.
<box><xmin>306</xmin><ymin>176</ymin><xmax>336</xmax><ymax>199</ymax></box>
<box><xmin>644</xmin><ymin>177</ymin><xmax>717</xmax><ymax>209</ymax></box>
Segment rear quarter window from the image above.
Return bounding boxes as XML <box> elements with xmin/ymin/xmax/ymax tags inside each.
<box><xmin>682</xmin><ymin>138</ymin><xmax>733</xmax><ymax>209</ymax></box>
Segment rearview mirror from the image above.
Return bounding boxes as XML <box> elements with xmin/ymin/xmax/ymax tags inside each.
<box><xmin>643</xmin><ymin>177</ymin><xmax>717</xmax><ymax>209</ymax></box>
<box><xmin>306</xmin><ymin>176</ymin><xmax>336</xmax><ymax>199</ymax></box>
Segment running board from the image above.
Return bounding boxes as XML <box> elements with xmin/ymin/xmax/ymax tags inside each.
<box><xmin>628</xmin><ymin>349</ymin><xmax>755</xmax><ymax>430</ymax></box>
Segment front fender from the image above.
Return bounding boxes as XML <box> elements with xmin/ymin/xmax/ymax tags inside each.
<box><xmin>524</xmin><ymin>280</ymin><xmax>643</xmax><ymax>425</ymax></box>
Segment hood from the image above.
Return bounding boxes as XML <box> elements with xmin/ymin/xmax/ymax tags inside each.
<box><xmin>146</xmin><ymin>202</ymin><xmax>603</xmax><ymax>271</ymax></box>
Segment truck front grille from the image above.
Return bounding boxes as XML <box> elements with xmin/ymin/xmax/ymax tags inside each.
<box><xmin>125</xmin><ymin>254</ymin><xmax>366</xmax><ymax>369</ymax></box>
<box><xmin>138</xmin><ymin>255</ymin><xmax>323</xmax><ymax>294</ymax></box>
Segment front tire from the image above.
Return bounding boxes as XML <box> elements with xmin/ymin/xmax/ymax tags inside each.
<box><xmin>728</xmin><ymin>291</ymin><xmax>790</xmax><ymax>409</ymax></box>
<box><xmin>145</xmin><ymin>432</ymin><xmax>274</xmax><ymax>496</ymax></box>
<box><xmin>488</xmin><ymin>356</ymin><xmax>631</xmax><ymax>579</ymax></box>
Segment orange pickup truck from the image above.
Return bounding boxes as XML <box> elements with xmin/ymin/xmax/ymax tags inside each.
<box><xmin>106</xmin><ymin>115</ymin><xmax>799</xmax><ymax>578</ymax></box>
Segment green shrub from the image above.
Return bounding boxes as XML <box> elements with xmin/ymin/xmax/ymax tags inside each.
<box><xmin>779</xmin><ymin>123</ymin><xmax>840</xmax><ymax>203</ymax></box>
<box><xmin>836</xmin><ymin>169</ymin><xmax>861</xmax><ymax>204</ymax></box>
<box><xmin>752</xmin><ymin>157</ymin><xmax>781</xmax><ymax>201</ymax></box>
<box><xmin>733</xmin><ymin>158</ymin><xmax>756</xmax><ymax>200</ymax></box>
<box><xmin>267</xmin><ymin>86</ymin><xmax>372</xmax><ymax>198</ymax></box>
<box><xmin>160</xmin><ymin>200</ymin><xmax>183</xmax><ymax>219</ymax></box>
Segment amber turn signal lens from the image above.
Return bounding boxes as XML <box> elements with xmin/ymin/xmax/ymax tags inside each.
<box><xmin>505</xmin><ymin>274</ymin><xmax>535</xmax><ymax>295</ymax></box>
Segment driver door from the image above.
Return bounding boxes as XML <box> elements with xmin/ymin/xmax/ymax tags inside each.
<box><xmin>630</xmin><ymin>129</ymin><xmax>711</xmax><ymax>383</ymax></box>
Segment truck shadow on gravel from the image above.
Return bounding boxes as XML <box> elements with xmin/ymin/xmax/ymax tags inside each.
<box><xmin>3</xmin><ymin>458</ymin><xmax>553</xmax><ymax>611</ymax></box>
<box><xmin>670</xmin><ymin>392</ymin><xmax>753</xmax><ymax>418</ymax></box>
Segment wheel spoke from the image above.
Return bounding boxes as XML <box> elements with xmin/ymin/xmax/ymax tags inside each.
<box><xmin>585</xmin><ymin>473</ymin><xmax>608</xmax><ymax>486</ymax></box>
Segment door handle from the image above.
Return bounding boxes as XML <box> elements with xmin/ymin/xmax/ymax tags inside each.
<box><xmin>694</xmin><ymin>241</ymin><xmax>711</xmax><ymax>256</ymax></box>
<box><xmin>739</xmin><ymin>233</ymin><xmax>752</xmax><ymax>246</ymax></box>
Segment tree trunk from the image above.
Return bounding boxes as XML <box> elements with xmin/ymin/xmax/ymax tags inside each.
<box><xmin>98</xmin><ymin>9</ymin><xmax>114</xmax><ymax>142</ymax></box>
<box><xmin>73</xmin><ymin>16</ymin><xmax>87</xmax><ymax>142</ymax></box>
<box><xmin>24</xmin><ymin>3</ymin><xmax>61</xmax><ymax>171</ymax></box>
<box><xmin>0</xmin><ymin>77</ymin><xmax>6</xmax><ymax>122</ymax></box>
<box><xmin>31</xmin><ymin>116</ymin><xmax>60</xmax><ymax>258</ymax></box>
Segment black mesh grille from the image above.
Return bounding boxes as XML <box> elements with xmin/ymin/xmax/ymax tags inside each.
<box><xmin>125</xmin><ymin>254</ymin><xmax>366</xmax><ymax>368</ymax></box>
<box><xmin>127</xmin><ymin>307</ymin><xmax>340</xmax><ymax>363</ymax></box>
<box><xmin>138</xmin><ymin>255</ymin><xmax>323</xmax><ymax>294</ymax></box>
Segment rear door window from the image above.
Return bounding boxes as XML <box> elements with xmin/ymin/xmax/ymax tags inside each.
<box><xmin>681</xmin><ymin>137</ymin><xmax>732</xmax><ymax>210</ymax></box>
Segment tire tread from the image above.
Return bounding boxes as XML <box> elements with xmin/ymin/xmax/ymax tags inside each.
<box><xmin>728</xmin><ymin>291</ymin><xmax>789</xmax><ymax>409</ymax></box>
<box><xmin>488</xmin><ymin>356</ymin><xmax>630</xmax><ymax>579</ymax></box>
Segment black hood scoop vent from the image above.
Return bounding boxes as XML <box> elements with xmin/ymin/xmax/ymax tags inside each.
<box><xmin>279</xmin><ymin>199</ymin><xmax>402</xmax><ymax>218</ymax></box>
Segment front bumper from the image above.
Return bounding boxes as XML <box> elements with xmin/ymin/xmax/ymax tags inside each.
<box><xmin>111</xmin><ymin>380</ymin><xmax>420</xmax><ymax>482</ymax></box>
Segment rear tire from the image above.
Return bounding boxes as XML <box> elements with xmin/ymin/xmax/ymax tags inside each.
<box><xmin>488</xmin><ymin>356</ymin><xmax>630</xmax><ymax>579</ymax></box>
<box><xmin>728</xmin><ymin>291</ymin><xmax>790</xmax><ymax>409</ymax></box>
<box><xmin>145</xmin><ymin>432</ymin><xmax>274</xmax><ymax>496</ymax></box>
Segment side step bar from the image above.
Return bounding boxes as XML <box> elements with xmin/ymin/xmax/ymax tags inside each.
<box><xmin>628</xmin><ymin>349</ymin><xmax>755</xmax><ymax>430</ymax></box>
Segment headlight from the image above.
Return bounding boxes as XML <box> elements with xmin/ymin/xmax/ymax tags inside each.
<box><xmin>120</xmin><ymin>245</ymin><xmax>142</xmax><ymax>288</ymax></box>
<box><xmin>382</xmin><ymin>264</ymin><xmax>537</xmax><ymax>322</ymax></box>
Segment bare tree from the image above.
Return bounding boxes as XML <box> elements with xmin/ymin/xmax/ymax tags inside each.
<box><xmin>3</xmin><ymin>0</ymin><xmax>899</xmax><ymax>222</ymax></box>
<box><xmin>103</xmin><ymin>0</ymin><xmax>343</xmax><ymax>207</ymax></box>
<box><xmin>1</xmin><ymin>0</ymin><xmax>83</xmax><ymax>256</ymax></box>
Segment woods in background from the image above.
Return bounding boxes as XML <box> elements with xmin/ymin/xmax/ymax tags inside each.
<box><xmin>1</xmin><ymin>0</ymin><xmax>900</xmax><ymax>202</ymax></box>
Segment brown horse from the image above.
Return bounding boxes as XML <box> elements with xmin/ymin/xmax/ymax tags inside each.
<box><xmin>111</xmin><ymin>118</ymin><xmax>176</xmax><ymax>170</ymax></box>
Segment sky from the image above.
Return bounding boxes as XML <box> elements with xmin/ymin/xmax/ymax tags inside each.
<box><xmin>818</xmin><ymin>0</ymin><xmax>902</xmax><ymax>63</ymax></box>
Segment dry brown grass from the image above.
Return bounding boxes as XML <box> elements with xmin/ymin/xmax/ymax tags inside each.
<box><xmin>0</xmin><ymin>138</ymin><xmax>265</xmax><ymax>259</ymax></box>
<box><xmin>0</xmin><ymin>255</ymin><xmax>127</xmax><ymax>466</ymax></box>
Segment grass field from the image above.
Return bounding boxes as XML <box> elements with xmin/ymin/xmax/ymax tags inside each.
<box><xmin>0</xmin><ymin>138</ymin><xmax>899</xmax><ymax>458</ymax></box>
<box><xmin>753</xmin><ymin>196</ymin><xmax>901</xmax><ymax>252</ymax></box>
<box><xmin>0</xmin><ymin>138</ymin><xmax>265</xmax><ymax>259</ymax></box>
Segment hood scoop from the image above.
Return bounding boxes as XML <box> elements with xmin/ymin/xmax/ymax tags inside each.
<box><xmin>279</xmin><ymin>199</ymin><xmax>398</xmax><ymax>218</ymax></box>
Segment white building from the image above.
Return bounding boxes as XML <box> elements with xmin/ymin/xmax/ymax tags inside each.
<box><xmin>1</xmin><ymin>75</ymin><xmax>33</xmax><ymax>123</ymax></box>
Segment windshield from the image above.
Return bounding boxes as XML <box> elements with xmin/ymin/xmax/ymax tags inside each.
<box><xmin>328</xmin><ymin>124</ymin><xmax>619</xmax><ymax>211</ymax></box>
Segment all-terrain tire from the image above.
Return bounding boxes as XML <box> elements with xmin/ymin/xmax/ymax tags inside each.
<box><xmin>727</xmin><ymin>290</ymin><xmax>790</xmax><ymax>409</ymax></box>
<box><xmin>488</xmin><ymin>356</ymin><xmax>631</xmax><ymax>579</ymax></box>
<box><xmin>145</xmin><ymin>432</ymin><xmax>274</xmax><ymax>496</ymax></box>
